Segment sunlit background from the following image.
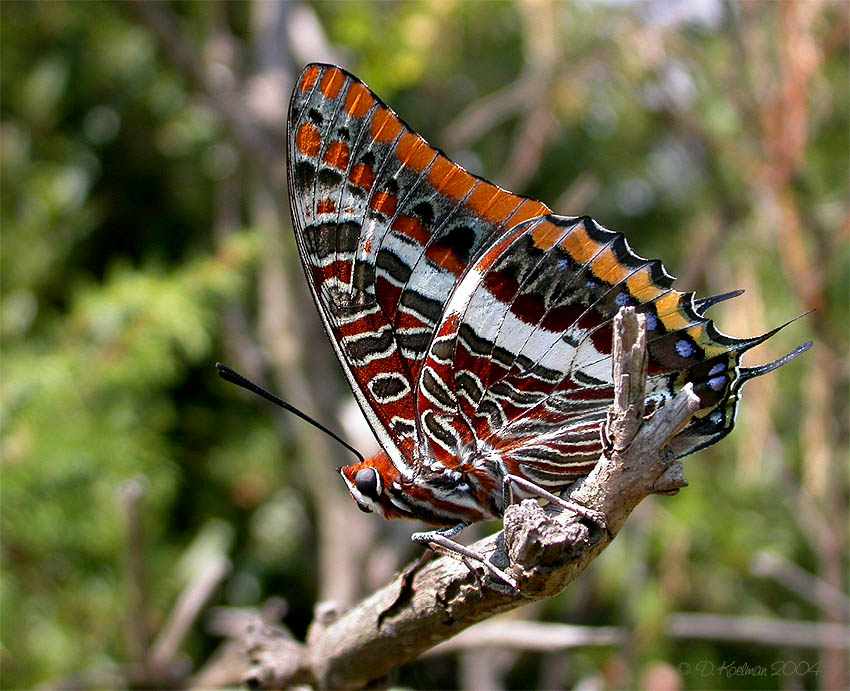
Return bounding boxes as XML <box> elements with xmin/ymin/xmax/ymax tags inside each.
<box><xmin>1</xmin><ymin>1</ymin><xmax>847</xmax><ymax>689</ymax></box>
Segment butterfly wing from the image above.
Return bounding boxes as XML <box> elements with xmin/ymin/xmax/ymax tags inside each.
<box><xmin>416</xmin><ymin>213</ymin><xmax>787</xmax><ymax>490</ymax></box>
<box><xmin>287</xmin><ymin>63</ymin><xmax>549</xmax><ymax>473</ymax></box>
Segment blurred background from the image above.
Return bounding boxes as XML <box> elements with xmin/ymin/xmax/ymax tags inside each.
<box><xmin>1</xmin><ymin>1</ymin><xmax>847</xmax><ymax>689</ymax></box>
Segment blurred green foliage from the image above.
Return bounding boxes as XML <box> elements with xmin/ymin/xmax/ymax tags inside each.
<box><xmin>1</xmin><ymin>1</ymin><xmax>847</xmax><ymax>689</ymax></box>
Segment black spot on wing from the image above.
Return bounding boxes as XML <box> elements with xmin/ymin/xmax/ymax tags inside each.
<box><xmin>438</xmin><ymin>225</ymin><xmax>476</xmax><ymax>265</ymax></box>
<box><xmin>294</xmin><ymin>161</ymin><xmax>316</xmax><ymax>193</ymax></box>
<box><xmin>351</xmin><ymin>259</ymin><xmax>376</xmax><ymax>290</ymax></box>
<box><xmin>458</xmin><ymin>323</ymin><xmax>492</xmax><ymax>356</ymax></box>
<box><xmin>400</xmin><ymin>289</ymin><xmax>443</xmax><ymax>326</ymax></box>
<box><xmin>369</xmin><ymin>373</ymin><xmax>408</xmax><ymax>400</ymax></box>
<box><xmin>305</xmin><ymin>221</ymin><xmax>361</xmax><ymax>257</ymax></box>
<box><xmin>376</xmin><ymin>248</ymin><xmax>412</xmax><ymax>284</ymax></box>
<box><xmin>318</xmin><ymin>168</ymin><xmax>343</xmax><ymax>187</ymax></box>
<box><xmin>421</xmin><ymin>367</ymin><xmax>456</xmax><ymax>410</ymax></box>
<box><xmin>344</xmin><ymin>327</ymin><xmax>395</xmax><ymax>364</ymax></box>
<box><xmin>390</xmin><ymin>417</ymin><xmax>415</xmax><ymax>438</ymax></box>
<box><xmin>412</xmin><ymin>200</ymin><xmax>435</xmax><ymax>225</ymax></box>
<box><xmin>430</xmin><ymin>337</ymin><xmax>455</xmax><ymax>363</ymax></box>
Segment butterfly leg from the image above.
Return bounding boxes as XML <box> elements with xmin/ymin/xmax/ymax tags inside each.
<box><xmin>411</xmin><ymin>523</ymin><xmax>519</xmax><ymax>590</ymax></box>
<box><xmin>501</xmin><ymin>474</ymin><xmax>515</xmax><ymax>508</ymax></box>
<box><xmin>504</xmin><ymin>474</ymin><xmax>607</xmax><ymax>532</ymax></box>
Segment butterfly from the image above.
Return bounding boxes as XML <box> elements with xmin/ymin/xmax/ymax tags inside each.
<box><xmin>286</xmin><ymin>63</ymin><xmax>809</xmax><ymax>580</ymax></box>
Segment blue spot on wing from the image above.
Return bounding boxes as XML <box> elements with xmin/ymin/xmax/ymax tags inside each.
<box><xmin>675</xmin><ymin>339</ymin><xmax>695</xmax><ymax>358</ymax></box>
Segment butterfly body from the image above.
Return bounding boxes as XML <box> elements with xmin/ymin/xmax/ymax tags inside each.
<box><xmin>341</xmin><ymin>449</ymin><xmax>496</xmax><ymax>525</ymax></box>
<box><xmin>287</xmin><ymin>63</ymin><xmax>808</xmax><ymax>536</ymax></box>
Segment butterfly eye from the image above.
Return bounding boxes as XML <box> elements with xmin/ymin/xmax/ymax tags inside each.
<box><xmin>354</xmin><ymin>467</ymin><xmax>380</xmax><ymax>500</ymax></box>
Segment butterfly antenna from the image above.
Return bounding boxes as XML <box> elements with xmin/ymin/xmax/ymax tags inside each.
<box><xmin>216</xmin><ymin>362</ymin><xmax>365</xmax><ymax>464</ymax></box>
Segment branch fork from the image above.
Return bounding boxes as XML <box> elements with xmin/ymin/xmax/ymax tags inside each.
<box><xmin>239</xmin><ymin>307</ymin><xmax>701</xmax><ymax>688</ymax></box>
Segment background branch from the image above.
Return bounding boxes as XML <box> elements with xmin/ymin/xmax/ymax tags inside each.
<box><xmin>424</xmin><ymin>616</ymin><xmax>850</xmax><ymax>656</ymax></box>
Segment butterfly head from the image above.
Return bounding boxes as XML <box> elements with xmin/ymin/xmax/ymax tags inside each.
<box><xmin>338</xmin><ymin>451</ymin><xmax>412</xmax><ymax>520</ymax></box>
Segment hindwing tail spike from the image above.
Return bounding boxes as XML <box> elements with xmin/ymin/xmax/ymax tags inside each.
<box><xmin>736</xmin><ymin>341</ymin><xmax>813</xmax><ymax>388</ymax></box>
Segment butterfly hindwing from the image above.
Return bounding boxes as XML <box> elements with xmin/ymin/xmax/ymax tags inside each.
<box><xmin>416</xmin><ymin>214</ymin><xmax>761</xmax><ymax>488</ymax></box>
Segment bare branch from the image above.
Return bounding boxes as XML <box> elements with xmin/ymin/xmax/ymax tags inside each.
<box><xmin>121</xmin><ymin>477</ymin><xmax>151</xmax><ymax>672</ymax></box>
<box><xmin>424</xmin><ymin>615</ymin><xmax>850</xmax><ymax>656</ymax></box>
<box><xmin>148</xmin><ymin>555</ymin><xmax>232</xmax><ymax>671</ymax></box>
<box><xmin>425</xmin><ymin>620</ymin><xmax>627</xmax><ymax>656</ymax></box>
<box><xmin>668</xmin><ymin>613</ymin><xmax>850</xmax><ymax>651</ymax></box>
<box><xmin>751</xmin><ymin>551</ymin><xmax>850</xmax><ymax>620</ymax></box>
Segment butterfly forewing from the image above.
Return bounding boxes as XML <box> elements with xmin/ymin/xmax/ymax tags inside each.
<box><xmin>288</xmin><ymin>64</ymin><xmax>549</xmax><ymax>473</ymax></box>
